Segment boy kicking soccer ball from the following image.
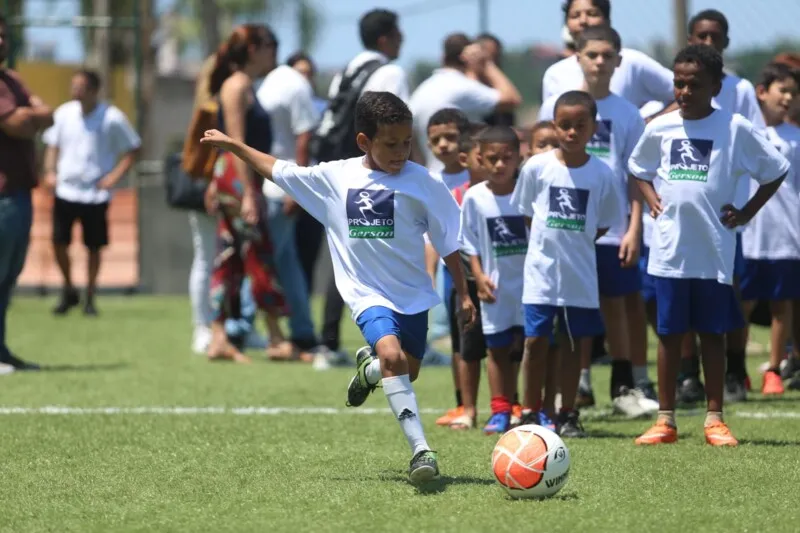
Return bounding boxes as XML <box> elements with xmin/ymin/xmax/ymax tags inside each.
<box><xmin>630</xmin><ymin>45</ymin><xmax>789</xmax><ymax>446</ymax></box>
<box><xmin>200</xmin><ymin>91</ymin><xmax>476</xmax><ymax>482</ymax></box>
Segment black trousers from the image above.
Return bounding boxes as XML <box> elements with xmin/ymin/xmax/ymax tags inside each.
<box><xmin>321</xmin><ymin>276</ymin><xmax>346</xmax><ymax>351</ymax></box>
<box><xmin>295</xmin><ymin>210</ymin><xmax>325</xmax><ymax>292</ymax></box>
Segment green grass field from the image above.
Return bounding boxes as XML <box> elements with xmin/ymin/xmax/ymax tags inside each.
<box><xmin>2</xmin><ymin>296</ymin><xmax>800</xmax><ymax>533</ymax></box>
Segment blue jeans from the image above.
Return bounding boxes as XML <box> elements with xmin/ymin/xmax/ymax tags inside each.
<box><xmin>0</xmin><ymin>192</ymin><xmax>33</xmax><ymax>358</ymax></box>
<box><xmin>267</xmin><ymin>198</ymin><xmax>316</xmax><ymax>346</ymax></box>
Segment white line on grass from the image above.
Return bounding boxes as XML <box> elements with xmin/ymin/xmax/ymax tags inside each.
<box><xmin>0</xmin><ymin>406</ymin><xmax>798</xmax><ymax>419</ymax></box>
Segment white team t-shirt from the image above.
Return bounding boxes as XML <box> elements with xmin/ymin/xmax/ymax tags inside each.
<box><xmin>512</xmin><ymin>151</ymin><xmax>619</xmax><ymax>309</ymax></box>
<box><xmin>256</xmin><ymin>65</ymin><xmax>321</xmax><ymax>199</ymax></box>
<box><xmin>541</xmin><ymin>48</ymin><xmax>674</xmax><ymax>110</ymax></box>
<box><xmin>328</xmin><ymin>50</ymin><xmax>410</xmax><ymax>102</ymax></box>
<box><xmin>460</xmin><ymin>182</ymin><xmax>527</xmax><ymax>334</ymax></box>
<box><xmin>742</xmin><ymin>123</ymin><xmax>800</xmax><ymax>260</ymax></box>
<box><xmin>272</xmin><ymin>158</ymin><xmax>461</xmax><ymax>319</ymax></box>
<box><xmin>628</xmin><ymin>110</ymin><xmax>789</xmax><ymax>284</ymax></box>
<box><xmin>409</xmin><ymin>68</ymin><xmax>501</xmax><ymax>171</ymax></box>
<box><xmin>539</xmin><ymin>93</ymin><xmax>645</xmax><ymax>245</ymax></box>
<box><xmin>43</xmin><ymin>101</ymin><xmax>141</xmax><ymax>204</ymax></box>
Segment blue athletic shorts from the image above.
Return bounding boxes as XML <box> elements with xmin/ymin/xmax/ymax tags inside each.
<box><xmin>524</xmin><ymin>304</ymin><xmax>605</xmax><ymax>342</ymax></box>
<box><xmin>740</xmin><ymin>259</ymin><xmax>800</xmax><ymax>301</ymax></box>
<box><xmin>484</xmin><ymin>326</ymin><xmax>524</xmax><ymax>349</ymax></box>
<box><xmin>356</xmin><ymin>306</ymin><xmax>429</xmax><ymax>359</ymax></box>
<box><xmin>639</xmin><ymin>246</ymin><xmax>656</xmax><ymax>304</ymax></box>
<box><xmin>653</xmin><ymin>277</ymin><xmax>745</xmax><ymax>335</ymax></box>
<box><xmin>596</xmin><ymin>244</ymin><xmax>642</xmax><ymax>297</ymax></box>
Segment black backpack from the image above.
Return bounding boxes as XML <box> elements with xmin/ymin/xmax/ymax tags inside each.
<box><xmin>310</xmin><ymin>58</ymin><xmax>384</xmax><ymax>163</ymax></box>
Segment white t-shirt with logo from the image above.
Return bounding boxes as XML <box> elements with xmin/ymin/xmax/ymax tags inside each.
<box><xmin>541</xmin><ymin>48</ymin><xmax>674</xmax><ymax>110</ymax></box>
<box><xmin>256</xmin><ymin>65</ymin><xmax>321</xmax><ymax>199</ymax></box>
<box><xmin>328</xmin><ymin>50</ymin><xmax>410</xmax><ymax>102</ymax></box>
<box><xmin>512</xmin><ymin>151</ymin><xmax>619</xmax><ymax>309</ymax></box>
<box><xmin>460</xmin><ymin>182</ymin><xmax>527</xmax><ymax>334</ymax></box>
<box><xmin>539</xmin><ymin>93</ymin><xmax>645</xmax><ymax>246</ymax></box>
<box><xmin>43</xmin><ymin>101</ymin><xmax>141</xmax><ymax>204</ymax></box>
<box><xmin>272</xmin><ymin>158</ymin><xmax>461</xmax><ymax>319</ymax></box>
<box><xmin>742</xmin><ymin>123</ymin><xmax>800</xmax><ymax>260</ymax></box>
<box><xmin>628</xmin><ymin>110</ymin><xmax>789</xmax><ymax>284</ymax></box>
<box><xmin>713</xmin><ymin>73</ymin><xmax>768</xmax><ymax>230</ymax></box>
<box><xmin>409</xmin><ymin>68</ymin><xmax>501</xmax><ymax>171</ymax></box>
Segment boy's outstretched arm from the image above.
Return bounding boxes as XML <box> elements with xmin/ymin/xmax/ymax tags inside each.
<box><xmin>721</xmin><ymin>173</ymin><xmax>787</xmax><ymax>228</ymax></box>
<box><xmin>442</xmin><ymin>251</ymin><xmax>477</xmax><ymax>330</ymax></box>
<box><xmin>201</xmin><ymin>129</ymin><xmax>278</xmax><ymax>181</ymax></box>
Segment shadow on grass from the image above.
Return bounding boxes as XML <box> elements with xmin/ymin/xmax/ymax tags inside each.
<box><xmin>503</xmin><ymin>490</ymin><xmax>580</xmax><ymax>502</ymax></box>
<box><xmin>38</xmin><ymin>362</ymin><xmax>129</xmax><ymax>373</ymax></box>
<box><xmin>739</xmin><ymin>438</ymin><xmax>800</xmax><ymax>447</ymax></box>
<box><xmin>583</xmin><ymin>428</ymin><xmax>641</xmax><ymax>439</ymax></box>
<box><xmin>354</xmin><ymin>472</ymin><xmax>497</xmax><ymax>495</ymax></box>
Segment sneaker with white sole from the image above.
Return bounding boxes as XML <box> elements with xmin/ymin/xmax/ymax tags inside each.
<box><xmin>632</xmin><ymin>387</ymin><xmax>659</xmax><ymax>414</ymax></box>
<box><xmin>612</xmin><ymin>387</ymin><xmax>649</xmax><ymax>419</ymax></box>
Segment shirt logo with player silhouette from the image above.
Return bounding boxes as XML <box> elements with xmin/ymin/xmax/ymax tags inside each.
<box><xmin>346</xmin><ymin>188</ymin><xmax>395</xmax><ymax>239</ymax></box>
<box><xmin>486</xmin><ymin>215</ymin><xmax>528</xmax><ymax>257</ymax></box>
<box><xmin>669</xmin><ymin>138</ymin><xmax>713</xmax><ymax>182</ymax></box>
<box><xmin>586</xmin><ymin>119</ymin><xmax>612</xmax><ymax>159</ymax></box>
<box><xmin>547</xmin><ymin>186</ymin><xmax>590</xmax><ymax>231</ymax></box>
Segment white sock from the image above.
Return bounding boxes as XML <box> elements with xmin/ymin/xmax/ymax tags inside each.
<box><xmin>365</xmin><ymin>358</ymin><xmax>382</xmax><ymax>386</ymax></box>
<box><xmin>383</xmin><ymin>375</ymin><xmax>430</xmax><ymax>456</ymax></box>
<box><xmin>579</xmin><ymin>368</ymin><xmax>592</xmax><ymax>390</ymax></box>
<box><xmin>633</xmin><ymin>365</ymin><xmax>650</xmax><ymax>387</ymax></box>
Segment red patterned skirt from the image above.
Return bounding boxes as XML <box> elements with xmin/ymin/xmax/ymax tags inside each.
<box><xmin>210</xmin><ymin>152</ymin><xmax>286</xmax><ymax>320</ymax></box>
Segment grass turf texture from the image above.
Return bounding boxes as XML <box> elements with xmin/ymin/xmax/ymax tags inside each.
<box><xmin>2</xmin><ymin>296</ymin><xmax>800</xmax><ymax>533</ymax></box>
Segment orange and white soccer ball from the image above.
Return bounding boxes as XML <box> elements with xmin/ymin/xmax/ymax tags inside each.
<box><xmin>492</xmin><ymin>424</ymin><xmax>570</xmax><ymax>499</ymax></box>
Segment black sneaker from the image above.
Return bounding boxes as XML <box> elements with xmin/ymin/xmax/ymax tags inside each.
<box><xmin>788</xmin><ymin>373</ymin><xmax>800</xmax><ymax>391</ymax></box>
<box><xmin>724</xmin><ymin>373</ymin><xmax>747</xmax><ymax>403</ymax></box>
<box><xmin>519</xmin><ymin>410</ymin><xmax>539</xmax><ymax>426</ymax></box>
<box><xmin>781</xmin><ymin>356</ymin><xmax>800</xmax><ymax>380</ymax></box>
<box><xmin>346</xmin><ymin>346</ymin><xmax>377</xmax><ymax>407</ymax></box>
<box><xmin>637</xmin><ymin>381</ymin><xmax>658</xmax><ymax>402</ymax></box>
<box><xmin>408</xmin><ymin>450</ymin><xmax>440</xmax><ymax>484</ymax></box>
<box><xmin>677</xmin><ymin>376</ymin><xmax>705</xmax><ymax>405</ymax></box>
<box><xmin>52</xmin><ymin>289</ymin><xmax>80</xmax><ymax>315</ymax></box>
<box><xmin>575</xmin><ymin>384</ymin><xmax>596</xmax><ymax>408</ymax></box>
<box><xmin>83</xmin><ymin>300</ymin><xmax>99</xmax><ymax>316</ymax></box>
<box><xmin>0</xmin><ymin>352</ymin><xmax>41</xmax><ymax>371</ymax></box>
<box><xmin>557</xmin><ymin>410</ymin><xmax>586</xmax><ymax>438</ymax></box>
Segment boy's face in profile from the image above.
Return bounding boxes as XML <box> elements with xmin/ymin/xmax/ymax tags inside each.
<box><xmin>530</xmin><ymin>127</ymin><xmax>559</xmax><ymax>156</ymax></box>
<box><xmin>360</xmin><ymin>122</ymin><xmax>413</xmax><ymax>174</ymax></box>
<box><xmin>577</xmin><ymin>40</ymin><xmax>620</xmax><ymax>87</ymax></box>
<box><xmin>479</xmin><ymin>142</ymin><xmax>520</xmax><ymax>185</ymax></box>
<box><xmin>427</xmin><ymin>122</ymin><xmax>462</xmax><ymax>170</ymax></box>
<box><xmin>673</xmin><ymin>61</ymin><xmax>721</xmax><ymax>119</ymax></box>
<box><xmin>554</xmin><ymin>104</ymin><xmax>596</xmax><ymax>154</ymax></box>
<box><xmin>688</xmin><ymin>20</ymin><xmax>728</xmax><ymax>54</ymax></box>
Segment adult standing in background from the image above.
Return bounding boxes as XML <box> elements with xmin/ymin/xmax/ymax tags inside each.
<box><xmin>409</xmin><ymin>33</ymin><xmax>522</xmax><ymax>172</ymax></box>
<box><xmin>475</xmin><ymin>33</ymin><xmax>516</xmax><ymax>127</ymax></box>
<box><xmin>0</xmin><ymin>14</ymin><xmax>54</xmax><ymax>373</ymax></box>
<box><xmin>43</xmin><ymin>70</ymin><xmax>141</xmax><ymax>317</ymax></box>
<box><xmin>255</xmin><ymin>51</ymin><xmax>320</xmax><ymax>355</ymax></box>
<box><xmin>317</xmin><ymin>9</ymin><xmax>408</xmax><ymax>360</ymax></box>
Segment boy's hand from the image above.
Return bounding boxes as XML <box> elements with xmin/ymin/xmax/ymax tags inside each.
<box><xmin>619</xmin><ymin>231</ymin><xmax>640</xmax><ymax>268</ymax></box>
<box><xmin>720</xmin><ymin>203</ymin><xmax>750</xmax><ymax>229</ymax></box>
<box><xmin>241</xmin><ymin>191</ymin><xmax>259</xmax><ymax>225</ymax></box>
<box><xmin>475</xmin><ymin>274</ymin><xmax>497</xmax><ymax>303</ymax></box>
<box><xmin>458</xmin><ymin>295</ymin><xmax>477</xmax><ymax>331</ymax></box>
<box><xmin>648</xmin><ymin>198</ymin><xmax>663</xmax><ymax>219</ymax></box>
<box><xmin>461</xmin><ymin>43</ymin><xmax>488</xmax><ymax>74</ymax></box>
<box><xmin>201</xmin><ymin>129</ymin><xmax>237</xmax><ymax>151</ymax></box>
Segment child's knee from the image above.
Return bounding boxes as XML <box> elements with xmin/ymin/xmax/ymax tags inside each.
<box><xmin>377</xmin><ymin>344</ymin><xmax>407</xmax><ymax>373</ymax></box>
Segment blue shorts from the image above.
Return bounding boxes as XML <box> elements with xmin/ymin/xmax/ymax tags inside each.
<box><xmin>740</xmin><ymin>259</ymin><xmax>800</xmax><ymax>301</ymax></box>
<box><xmin>356</xmin><ymin>306</ymin><xmax>429</xmax><ymax>360</ymax></box>
<box><xmin>524</xmin><ymin>304</ymin><xmax>605</xmax><ymax>342</ymax></box>
<box><xmin>734</xmin><ymin>234</ymin><xmax>745</xmax><ymax>280</ymax></box>
<box><xmin>639</xmin><ymin>246</ymin><xmax>656</xmax><ymax>304</ymax></box>
<box><xmin>653</xmin><ymin>277</ymin><xmax>745</xmax><ymax>335</ymax></box>
<box><xmin>596</xmin><ymin>244</ymin><xmax>642</xmax><ymax>297</ymax></box>
<box><xmin>485</xmin><ymin>326</ymin><xmax>524</xmax><ymax>349</ymax></box>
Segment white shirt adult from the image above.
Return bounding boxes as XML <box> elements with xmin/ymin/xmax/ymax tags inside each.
<box><xmin>539</xmin><ymin>93</ymin><xmax>645</xmax><ymax>246</ymax></box>
<box><xmin>328</xmin><ymin>50</ymin><xmax>409</xmax><ymax>102</ymax></box>
<box><xmin>409</xmin><ymin>68</ymin><xmax>500</xmax><ymax>171</ymax></box>
<box><xmin>542</xmin><ymin>48</ymin><xmax>674</xmax><ymax>111</ymax></box>
<box><xmin>459</xmin><ymin>182</ymin><xmax>527</xmax><ymax>333</ymax></box>
<box><xmin>628</xmin><ymin>110</ymin><xmax>789</xmax><ymax>285</ymax></box>
<box><xmin>512</xmin><ymin>151</ymin><xmax>619</xmax><ymax>309</ymax></box>
<box><xmin>256</xmin><ymin>64</ymin><xmax>320</xmax><ymax>199</ymax></box>
<box><xmin>743</xmin><ymin>123</ymin><xmax>800</xmax><ymax>260</ymax></box>
<box><xmin>43</xmin><ymin>100</ymin><xmax>140</xmax><ymax>204</ymax></box>
<box><xmin>272</xmin><ymin>157</ymin><xmax>461</xmax><ymax>319</ymax></box>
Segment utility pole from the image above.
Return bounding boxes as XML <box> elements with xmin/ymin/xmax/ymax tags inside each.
<box><xmin>478</xmin><ymin>0</ymin><xmax>488</xmax><ymax>34</ymax></box>
<box><xmin>673</xmin><ymin>0</ymin><xmax>688</xmax><ymax>52</ymax></box>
